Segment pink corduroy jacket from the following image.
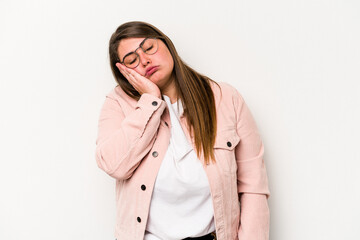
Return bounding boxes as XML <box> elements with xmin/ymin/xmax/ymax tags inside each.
<box><xmin>95</xmin><ymin>81</ymin><xmax>270</xmax><ymax>240</ymax></box>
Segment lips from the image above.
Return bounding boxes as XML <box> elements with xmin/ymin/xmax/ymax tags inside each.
<box><xmin>145</xmin><ymin>66</ymin><xmax>159</xmax><ymax>77</ymax></box>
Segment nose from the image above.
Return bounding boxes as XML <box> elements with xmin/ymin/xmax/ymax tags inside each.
<box><xmin>136</xmin><ymin>49</ymin><xmax>151</xmax><ymax>67</ymax></box>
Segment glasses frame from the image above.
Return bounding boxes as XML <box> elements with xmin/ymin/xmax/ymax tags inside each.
<box><xmin>118</xmin><ymin>37</ymin><xmax>159</xmax><ymax>69</ymax></box>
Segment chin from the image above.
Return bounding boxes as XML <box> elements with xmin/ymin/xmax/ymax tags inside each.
<box><xmin>149</xmin><ymin>72</ymin><xmax>162</xmax><ymax>83</ymax></box>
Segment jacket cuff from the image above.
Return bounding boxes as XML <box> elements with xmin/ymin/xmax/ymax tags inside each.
<box><xmin>136</xmin><ymin>93</ymin><xmax>163</xmax><ymax>111</ymax></box>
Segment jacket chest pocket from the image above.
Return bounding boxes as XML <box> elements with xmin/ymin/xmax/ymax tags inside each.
<box><xmin>213</xmin><ymin>128</ymin><xmax>240</xmax><ymax>173</ymax></box>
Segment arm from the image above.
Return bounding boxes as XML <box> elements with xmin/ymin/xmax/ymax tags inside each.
<box><xmin>233</xmin><ymin>90</ymin><xmax>270</xmax><ymax>240</ymax></box>
<box><xmin>95</xmin><ymin>93</ymin><xmax>166</xmax><ymax>180</ymax></box>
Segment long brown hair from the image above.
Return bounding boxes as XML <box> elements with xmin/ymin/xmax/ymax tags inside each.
<box><xmin>109</xmin><ymin>21</ymin><xmax>220</xmax><ymax>164</ymax></box>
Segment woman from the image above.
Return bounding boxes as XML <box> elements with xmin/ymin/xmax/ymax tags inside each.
<box><xmin>95</xmin><ymin>21</ymin><xmax>270</xmax><ymax>240</ymax></box>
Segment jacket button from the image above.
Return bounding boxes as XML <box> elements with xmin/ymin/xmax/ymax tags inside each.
<box><xmin>137</xmin><ymin>217</ymin><xmax>141</xmax><ymax>222</ymax></box>
<box><xmin>152</xmin><ymin>151</ymin><xmax>158</xmax><ymax>157</ymax></box>
<box><xmin>152</xmin><ymin>101</ymin><xmax>158</xmax><ymax>106</ymax></box>
<box><xmin>141</xmin><ymin>184</ymin><xmax>146</xmax><ymax>191</ymax></box>
<box><xmin>227</xmin><ymin>141</ymin><xmax>232</xmax><ymax>147</ymax></box>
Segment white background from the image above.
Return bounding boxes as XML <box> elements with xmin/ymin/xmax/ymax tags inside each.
<box><xmin>1</xmin><ymin>0</ymin><xmax>359</xmax><ymax>239</ymax></box>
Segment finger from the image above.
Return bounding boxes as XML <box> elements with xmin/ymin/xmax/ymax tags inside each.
<box><xmin>128</xmin><ymin>72</ymin><xmax>139</xmax><ymax>85</ymax></box>
<box><xmin>122</xmin><ymin>69</ymin><xmax>140</xmax><ymax>92</ymax></box>
<box><xmin>128</xmin><ymin>75</ymin><xmax>142</xmax><ymax>94</ymax></box>
<box><xmin>121</xmin><ymin>69</ymin><xmax>130</xmax><ymax>79</ymax></box>
<box><xmin>116</xmin><ymin>63</ymin><xmax>128</xmax><ymax>75</ymax></box>
<box><xmin>126</xmin><ymin>67</ymin><xmax>144</xmax><ymax>78</ymax></box>
<box><xmin>117</xmin><ymin>64</ymin><xmax>131</xmax><ymax>80</ymax></box>
<box><xmin>116</xmin><ymin>63</ymin><xmax>124</xmax><ymax>73</ymax></box>
<box><xmin>122</xmin><ymin>68</ymin><xmax>140</xmax><ymax>84</ymax></box>
<box><xmin>118</xmin><ymin>66</ymin><xmax>147</xmax><ymax>95</ymax></box>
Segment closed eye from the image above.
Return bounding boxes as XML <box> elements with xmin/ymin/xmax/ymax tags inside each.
<box><xmin>144</xmin><ymin>45</ymin><xmax>153</xmax><ymax>52</ymax></box>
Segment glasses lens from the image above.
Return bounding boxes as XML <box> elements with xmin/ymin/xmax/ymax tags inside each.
<box><xmin>142</xmin><ymin>38</ymin><xmax>158</xmax><ymax>55</ymax></box>
<box><xmin>123</xmin><ymin>53</ymin><xmax>139</xmax><ymax>68</ymax></box>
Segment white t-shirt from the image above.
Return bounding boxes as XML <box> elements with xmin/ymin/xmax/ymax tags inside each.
<box><xmin>144</xmin><ymin>95</ymin><xmax>215</xmax><ymax>240</ymax></box>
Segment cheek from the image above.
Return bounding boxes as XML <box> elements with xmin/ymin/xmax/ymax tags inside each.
<box><xmin>157</xmin><ymin>46</ymin><xmax>173</xmax><ymax>67</ymax></box>
<box><xmin>162</xmin><ymin>52</ymin><xmax>174</xmax><ymax>70</ymax></box>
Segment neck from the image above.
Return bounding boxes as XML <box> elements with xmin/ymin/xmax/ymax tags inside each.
<box><xmin>161</xmin><ymin>75</ymin><xmax>178</xmax><ymax>104</ymax></box>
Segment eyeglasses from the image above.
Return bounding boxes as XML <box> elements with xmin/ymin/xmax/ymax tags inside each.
<box><xmin>118</xmin><ymin>37</ymin><xmax>159</xmax><ymax>69</ymax></box>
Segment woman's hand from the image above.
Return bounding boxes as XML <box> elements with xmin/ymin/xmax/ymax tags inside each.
<box><xmin>116</xmin><ymin>63</ymin><xmax>161</xmax><ymax>99</ymax></box>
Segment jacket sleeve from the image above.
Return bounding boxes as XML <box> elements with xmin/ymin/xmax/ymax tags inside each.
<box><xmin>233</xmin><ymin>89</ymin><xmax>270</xmax><ymax>240</ymax></box>
<box><xmin>95</xmin><ymin>93</ymin><xmax>166</xmax><ymax>180</ymax></box>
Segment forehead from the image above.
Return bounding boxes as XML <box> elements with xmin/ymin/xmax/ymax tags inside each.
<box><xmin>117</xmin><ymin>38</ymin><xmax>146</xmax><ymax>59</ymax></box>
